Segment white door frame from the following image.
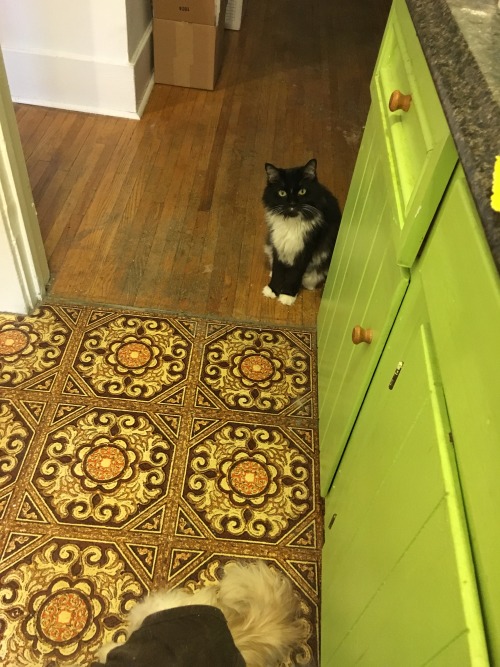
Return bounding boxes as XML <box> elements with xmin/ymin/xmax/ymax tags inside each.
<box><xmin>0</xmin><ymin>47</ymin><xmax>49</xmax><ymax>315</ymax></box>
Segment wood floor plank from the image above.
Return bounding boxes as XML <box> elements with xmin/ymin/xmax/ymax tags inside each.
<box><xmin>153</xmin><ymin>105</ymin><xmax>219</xmax><ymax>309</ymax></box>
<box><xmin>14</xmin><ymin>0</ymin><xmax>392</xmax><ymax>328</ymax></box>
<box><xmin>59</xmin><ymin>121</ymin><xmax>162</xmax><ymax>297</ymax></box>
<box><xmin>35</xmin><ymin>165</ymin><xmax>71</xmax><ymax>237</ymax></box>
<box><xmin>133</xmin><ymin>88</ymin><xmax>222</xmax><ymax>309</ymax></box>
<box><xmin>44</xmin><ymin>144</ymin><xmax>105</xmax><ymax>258</ymax></box>
<box><xmin>54</xmin><ymin>129</ymin><xmax>148</xmax><ymax>300</ymax></box>
<box><xmin>15</xmin><ymin>107</ymin><xmax>50</xmax><ymax>160</ymax></box>
<box><xmin>26</xmin><ymin>111</ymin><xmax>78</xmax><ymax>166</ymax></box>
<box><xmin>27</xmin><ymin>159</ymin><xmax>53</xmax><ymax>198</ymax></box>
<box><xmin>170</xmin><ymin>210</ymin><xmax>213</xmax><ymax>314</ymax></box>
<box><xmin>39</xmin><ymin>115</ymin><xmax>104</xmax><ymax>253</ymax></box>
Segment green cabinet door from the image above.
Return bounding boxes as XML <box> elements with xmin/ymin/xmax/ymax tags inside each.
<box><xmin>317</xmin><ymin>103</ymin><xmax>408</xmax><ymax>496</ymax></box>
<box><xmin>420</xmin><ymin>165</ymin><xmax>500</xmax><ymax>664</ymax></box>
<box><xmin>321</xmin><ymin>275</ymin><xmax>489</xmax><ymax>666</ymax></box>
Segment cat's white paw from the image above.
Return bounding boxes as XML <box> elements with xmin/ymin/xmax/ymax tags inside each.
<box><xmin>262</xmin><ymin>285</ymin><xmax>277</xmax><ymax>299</ymax></box>
<box><xmin>278</xmin><ymin>294</ymin><xmax>297</xmax><ymax>306</ymax></box>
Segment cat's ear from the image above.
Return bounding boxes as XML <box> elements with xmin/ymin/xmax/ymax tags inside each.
<box><xmin>265</xmin><ymin>163</ymin><xmax>281</xmax><ymax>184</ymax></box>
<box><xmin>303</xmin><ymin>159</ymin><xmax>317</xmax><ymax>180</ymax></box>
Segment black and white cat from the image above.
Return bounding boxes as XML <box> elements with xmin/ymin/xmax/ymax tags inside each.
<box><xmin>262</xmin><ymin>159</ymin><xmax>341</xmax><ymax>305</ymax></box>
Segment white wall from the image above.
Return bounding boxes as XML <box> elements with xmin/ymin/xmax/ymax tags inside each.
<box><xmin>0</xmin><ymin>0</ymin><xmax>153</xmax><ymax>118</ymax></box>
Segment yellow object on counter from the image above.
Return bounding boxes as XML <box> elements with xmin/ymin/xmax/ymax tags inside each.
<box><xmin>492</xmin><ymin>156</ymin><xmax>500</xmax><ymax>213</ymax></box>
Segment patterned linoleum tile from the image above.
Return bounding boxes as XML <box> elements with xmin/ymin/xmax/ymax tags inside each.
<box><xmin>0</xmin><ymin>304</ymin><xmax>322</xmax><ymax>667</ymax></box>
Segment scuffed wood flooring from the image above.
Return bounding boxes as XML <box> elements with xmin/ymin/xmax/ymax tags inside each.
<box><xmin>14</xmin><ymin>0</ymin><xmax>391</xmax><ymax>327</ymax></box>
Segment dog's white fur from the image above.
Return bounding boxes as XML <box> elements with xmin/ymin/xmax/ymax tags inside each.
<box><xmin>98</xmin><ymin>559</ymin><xmax>309</xmax><ymax>667</ymax></box>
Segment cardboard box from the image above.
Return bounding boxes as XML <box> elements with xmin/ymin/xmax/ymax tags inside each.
<box><xmin>153</xmin><ymin>0</ymin><xmax>220</xmax><ymax>26</ymax></box>
<box><xmin>153</xmin><ymin>0</ymin><xmax>227</xmax><ymax>90</ymax></box>
<box><xmin>225</xmin><ymin>0</ymin><xmax>245</xmax><ymax>30</ymax></box>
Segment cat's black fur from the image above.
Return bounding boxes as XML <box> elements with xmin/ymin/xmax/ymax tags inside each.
<box><xmin>262</xmin><ymin>159</ymin><xmax>341</xmax><ymax>305</ymax></box>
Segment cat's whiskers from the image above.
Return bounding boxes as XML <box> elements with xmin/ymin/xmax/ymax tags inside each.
<box><xmin>270</xmin><ymin>204</ymin><xmax>320</xmax><ymax>222</ymax></box>
<box><xmin>302</xmin><ymin>204</ymin><xmax>320</xmax><ymax>215</ymax></box>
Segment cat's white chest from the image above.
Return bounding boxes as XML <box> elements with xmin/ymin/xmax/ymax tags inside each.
<box><xmin>266</xmin><ymin>212</ymin><xmax>307</xmax><ymax>266</ymax></box>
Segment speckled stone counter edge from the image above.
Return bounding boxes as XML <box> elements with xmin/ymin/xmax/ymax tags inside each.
<box><xmin>405</xmin><ymin>0</ymin><xmax>500</xmax><ymax>272</ymax></box>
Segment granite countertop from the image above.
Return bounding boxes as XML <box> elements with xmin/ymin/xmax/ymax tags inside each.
<box><xmin>405</xmin><ymin>0</ymin><xmax>500</xmax><ymax>272</ymax></box>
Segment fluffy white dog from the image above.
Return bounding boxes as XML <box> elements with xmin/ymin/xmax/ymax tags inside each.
<box><xmin>96</xmin><ymin>559</ymin><xmax>309</xmax><ymax>667</ymax></box>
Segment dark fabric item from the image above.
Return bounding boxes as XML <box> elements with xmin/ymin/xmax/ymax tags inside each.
<box><xmin>91</xmin><ymin>605</ymin><xmax>246</xmax><ymax>667</ymax></box>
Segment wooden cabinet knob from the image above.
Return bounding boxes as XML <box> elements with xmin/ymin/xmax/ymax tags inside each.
<box><xmin>352</xmin><ymin>325</ymin><xmax>373</xmax><ymax>345</ymax></box>
<box><xmin>389</xmin><ymin>90</ymin><xmax>412</xmax><ymax>112</ymax></box>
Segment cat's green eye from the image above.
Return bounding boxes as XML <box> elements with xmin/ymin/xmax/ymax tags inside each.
<box><xmin>278</xmin><ymin>190</ymin><xmax>287</xmax><ymax>197</ymax></box>
<box><xmin>298</xmin><ymin>188</ymin><xmax>307</xmax><ymax>195</ymax></box>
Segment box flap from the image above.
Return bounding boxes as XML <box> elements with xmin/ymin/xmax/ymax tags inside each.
<box><xmin>153</xmin><ymin>0</ymin><xmax>220</xmax><ymax>26</ymax></box>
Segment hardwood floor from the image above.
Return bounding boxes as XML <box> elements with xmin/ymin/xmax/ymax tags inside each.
<box><xmin>14</xmin><ymin>0</ymin><xmax>391</xmax><ymax>328</ymax></box>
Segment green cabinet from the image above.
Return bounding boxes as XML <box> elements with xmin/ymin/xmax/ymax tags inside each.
<box><xmin>320</xmin><ymin>160</ymin><xmax>499</xmax><ymax>665</ymax></box>
<box><xmin>317</xmin><ymin>104</ymin><xmax>408</xmax><ymax>496</ymax></box>
<box><xmin>318</xmin><ymin>0</ymin><xmax>500</xmax><ymax>662</ymax></box>
<box><xmin>321</xmin><ymin>270</ymin><xmax>489</xmax><ymax>665</ymax></box>
<box><xmin>317</xmin><ymin>0</ymin><xmax>456</xmax><ymax>497</ymax></box>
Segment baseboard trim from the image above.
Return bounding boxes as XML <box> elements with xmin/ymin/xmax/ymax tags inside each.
<box><xmin>137</xmin><ymin>75</ymin><xmax>155</xmax><ymax>118</ymax></box>
<box><xmin>3</xmin><ymin>24</ymin><xmax>154</xmax><ymax>118</ymax></box>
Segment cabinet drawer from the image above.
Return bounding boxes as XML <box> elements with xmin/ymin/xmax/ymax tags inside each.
<box><xmin>371</xmin><ymin>0</ymin><xmax>456</xmax><ymax>267</ymax></box>
<box><xmin>318</xmin><ymin>105</ymin><xmax>408</xmax><ymax>496</ymax></box>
